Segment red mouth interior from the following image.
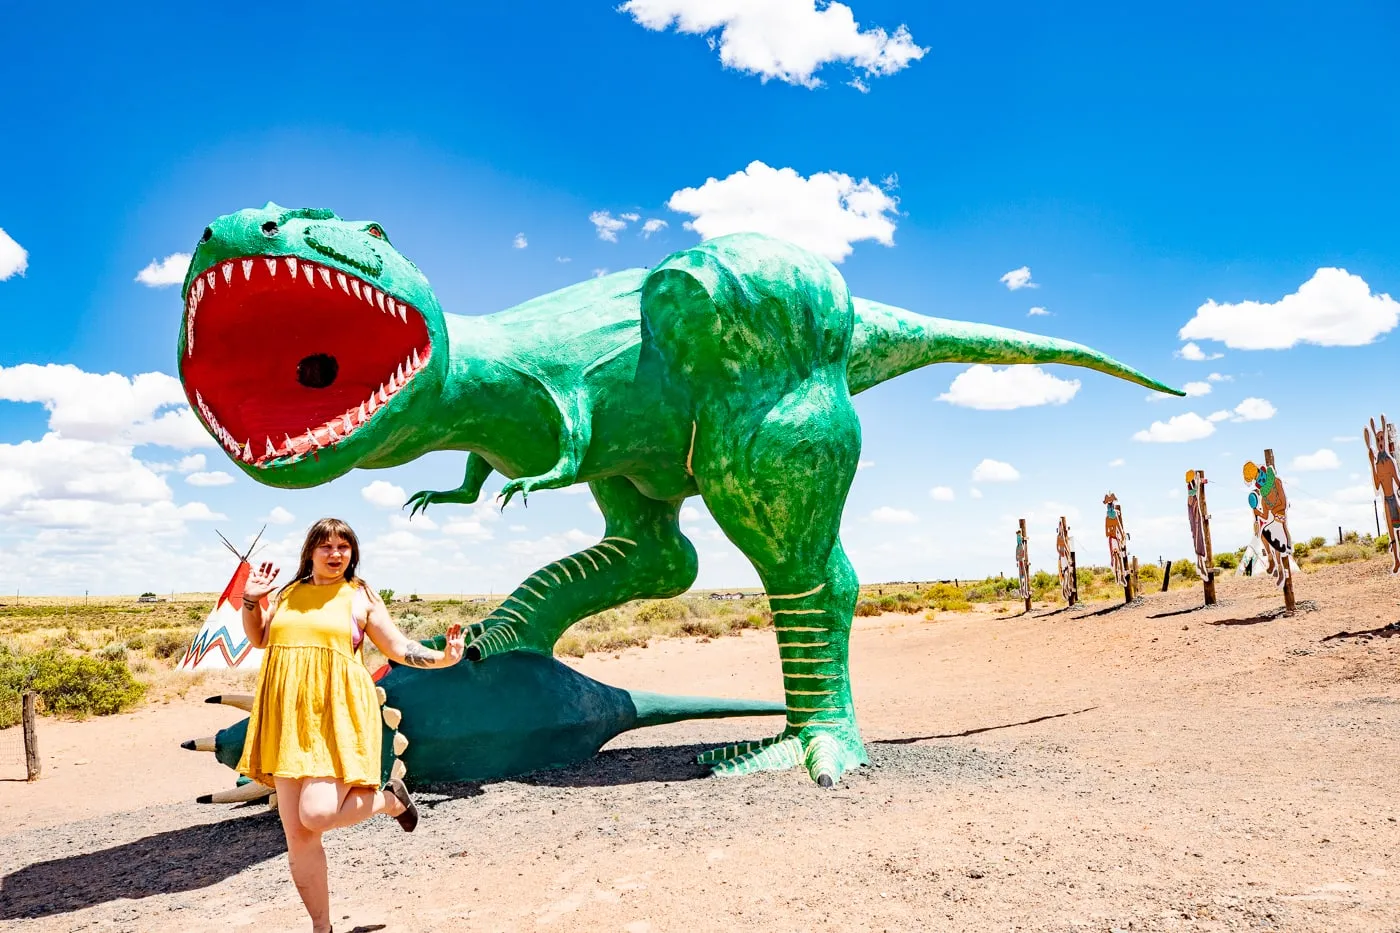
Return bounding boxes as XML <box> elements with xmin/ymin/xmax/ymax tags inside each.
<box><xmin>182</xmin><ymin>257</ymin><xmax>431</xmax><ymax>466</ymax></box>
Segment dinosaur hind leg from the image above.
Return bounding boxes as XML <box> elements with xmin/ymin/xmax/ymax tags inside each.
<box><xmin>692</xmin><ymin>383</ymin><xmax>868</xmax><ymax>787</ymax></box>
<box><xmin>464</xmin><ymin>475</ymin><xmax>698</xmax><ymax>661</ymax></box>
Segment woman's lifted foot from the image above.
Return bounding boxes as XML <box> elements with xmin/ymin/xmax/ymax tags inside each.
<box><xmin>386</xmin><ymin>778</ymin><xmax>418</xmax><ymax>832</ymax></box>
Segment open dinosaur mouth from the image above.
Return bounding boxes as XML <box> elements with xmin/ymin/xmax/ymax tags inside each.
<box><xmin>181</xmin><ymin>256</ymin><xmax>431</xmax><ymax>468</ymax></box>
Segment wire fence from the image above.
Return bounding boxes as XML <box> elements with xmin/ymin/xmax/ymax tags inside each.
<box><xmin>0</xmin><ymin>689</ymin><xmax>29</xmax><ymax>780</ymax></box>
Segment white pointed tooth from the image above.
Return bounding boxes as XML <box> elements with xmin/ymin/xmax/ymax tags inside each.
<box><xmin>242</xmin><ymin>259</ymin><xmax>254</xmax><ymax>281</ymax></box>
<box><xmin>327</xmin><ymin>423</ymin><xmax>341</xmax><ymax>441</ymax></box>
<box><xmin>265</xmin><ymin>258</ymin><xmax>278</xmax><ymax>277</ymax></box>
<box><xmin>307</xmin><ymin>429</ymin><xmax>321</xmax><ymax>449</ymax></box>
<box><xmin>242</xmin><ymin>440</ymin><xmax>253</xmax><ymax>462</ymax></box>
<box><xmin>206</xmin><ymin>270</ymin><xmax>217</xmax><ymax>290</ymax></box>
<box><xmin>376</xmin><ymin>291</ymin><xmax>386</xmax><ymax>311</ymax></box>
<box><xmin>377</xmin><ymin>385</ymin><xmax>388</xmax><ymax>404</ymax></box>
<box><xmin>342</xmin><ymin>413</ymin><xmax>354</xmax><ymax>434</ymax></box>
<box><xmin>195</xmin><ymin>279</ymin><xmax>205</xmax><ymax>302</ymax></box>
<box><xmin>396</xmin><ymin>362</ymin><xmax>406</xmax><ymax>383</ymax></box>
<box><xmin>266</xmin><ymin>437</ymin><xmax>277</xmax><ymax>458</ymax></box>
<box><xmin>222</xmin><ymin>263</ymin><xmax>233</xmax><ymax>285</ymax></box>
<box><xmin>302</xmin><ymin>264</ymin><xmax>315</xmax><ymax>286</ymax></box>
<box><xmin>319</xmin><ymin>267</ymin><xmax>331</xmax><ymax>287</ymax></box>
<box><xmin>411</xmin><ymin>348</ymin><xmax>421</xmax><ymax>369</ymax></box>
<box><xmin>285</xmin><ymin>257</ymin><xmax>298</xmax><ymax>277</ymax></box>
<box><xmin>366</xmin><ymin>395</ymin><xmax>378</xmax><ymax>414</ymax></box>
<box><xmin>350</xmin><ymin>280</ymin><xmax>362</xmax><ymax>299</ymax></box>
<box><xmin>358</xmin><ymin>402</ymin><xmax>368</xmax><ymax>423</ymax></box>
<box><xmin>285</xmin><ymin>434</ymin><xmax>296</xmax><ymax>452</ymax></box>
<box><xmin>364</xmin><ymin>287</ymin><xmax>376</xmax><ymax>305</ymax></box>
<box><xmin>337</xmin><ymin>273</ymin><xmax>349</xmax><ymax>293</ymax></box>
<box><xmin>386</xmin><ymin>298</ymin><xmax>396</xmax><ymax>315</ymax></box>
<box><xmin>397</xmin><ymin>305</ymin><xmax>407</xmax><ymax>323</ymax></box>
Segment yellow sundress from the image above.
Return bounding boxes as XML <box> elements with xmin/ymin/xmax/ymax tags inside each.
<box><xmin>237</xmin><ymin>580</ymin><xmax>382</xmax><ymax>788</ymax></box>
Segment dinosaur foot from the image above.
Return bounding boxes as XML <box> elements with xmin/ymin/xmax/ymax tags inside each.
<box><xmin>463</xmin><ymin>619</ymin><xmax>554</xmax><ymax>661</ymax></box>
<box><xmin>701</xmin><ymin>728</ymin><xmax>867</xmax><ymax>787</ymax></box>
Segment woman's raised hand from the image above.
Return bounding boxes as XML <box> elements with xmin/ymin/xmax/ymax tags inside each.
<box><xmin>243</xmin><ymin>561</ymin><xmax>281</xmax><ymax>604</ymax></box>
<box><xmin>441</xmin><ymin>623</ymin><xmax>466</xmax><ymax>666</ymax></box>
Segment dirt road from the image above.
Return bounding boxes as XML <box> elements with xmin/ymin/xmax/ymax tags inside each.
<box><xmin>2</xmin><ymin>561</ymin><xmax>1398</xmax><ymax>932</ymax></box>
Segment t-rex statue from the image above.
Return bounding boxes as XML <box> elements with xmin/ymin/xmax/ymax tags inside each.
<box><xmin>177</xmin><ymin>204</ymin><xmax>1181</xmax><ymax>786</ymax></box>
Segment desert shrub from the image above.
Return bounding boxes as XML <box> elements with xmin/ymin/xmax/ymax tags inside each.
<box><xmin>1376</xmin><ymin>535</ymin><xmax>1391</xmax><ymax>552</ymax></box>
<box><xmin>1030</xmin><ymin>570</ymin><xmax>1058</xmax><ymax>599</ymax></box>
<box><xmin>634</xmin><ymin>599</ymin><xmax>690</xmax><ymax>623</ymax></box>
<box><xmin>408</xmin><ymin>594</ymin><xmax>421</xmax><ymax>603</ymax></box>
<box><xmin>1343</xmin><ymin>530</ymin><xmax>1360</xmax><ymax>544</ymax></box>
<box><xmin>1138</xmin><ymin>563</ymin><xmax>1162</xmax><ymax>583</ymax></box>
<box><xmin>1293</xmin><ymin>542</ymin><xmax>1311</xmax><ymax>559</ymax></box>
<box><xmin>395</xmin><ymin>612</ymin><xmax>436</xmax><ymax>638</ymax></box>
<box><xmin>924</xmin><ymin>583</ymin><xmax>963</xmax><ymax>602</ymax></box>
<box><xmin>378</xmin><ymin>589</ymin><xmax>395</xmax><ymax>604</ymax></box>
<box><xmin>1214</xmin><ymin>551</ymin><xmax>1239</xmax><ymax>570</ymax></box>
<box><xmin>854</xmin><ymin>600</ymin><xmax>881</xmax><ymax>617</ymax></box>
<box><xmin>0</xmin><ymin>684</ymin><xmax>20</xmax><ymax>729</ymax></box>
<box><xmin>875</xmin><ymin>595</ymin><xmax>898</xmax><ymax>612</ymax></box>
<box><xmin>1076</xmin><ymin>568</ymin><xmax>1095</xmax><ymax>589</ymax></box>
<box><xmin>678</xmin><ymin>619</ymin><xmax>725</xmax><ymax>638</ymax></box>
<box><xmin>1308</xmin><ymin>536</ymin><xmax>1325</xmax><ymax>549</ymax></box>
<box><xmin>96</xmin><ymin>641</ymin><xmax>128</xmax><ymax>661</ymax></box>
<box><xmin>1173</xmin><ymin>560</ymin><xmax>1200</xmax><ymax>582</ymax></box>
<box><xmin>139</xmin><ymin>592</ymin><xmax>157</xmax><ymax>599</ymax></box>
<box><xmin>740</xmin><ymin>612</ymin><xmax>771</xmax><ymax>630</ymax></box>
<box><xmin>148</xmin><ymin>629</ymin><xmax>192</xmax><ymax>660</ymax></box>
<box><xmin>1314</xmin><ymin>543</ymin><xmax>1368</xmax><ymax>564</ymax></box>
<box><xmin>14</xmin><ymin>650</ymin><xmax>145</xmax><ymax>717</ymax></box>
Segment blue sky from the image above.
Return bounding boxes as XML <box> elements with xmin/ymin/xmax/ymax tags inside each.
<box><xmin>2</xmin><ymin>1</ymin><xmax>1398</xmax><ymax>596</ymax></box>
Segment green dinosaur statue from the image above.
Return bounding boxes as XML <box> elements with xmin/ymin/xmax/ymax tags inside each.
<box><xmin>178</xmin><ymin>203</ymin><xmax>1181</xmax><ymax>786</ymax></box>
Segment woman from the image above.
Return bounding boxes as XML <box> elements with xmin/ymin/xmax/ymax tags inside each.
<box><xmin>239</xmin><ymin>517</ymin><xmax>465</xmax><ymax>933</ymax></box>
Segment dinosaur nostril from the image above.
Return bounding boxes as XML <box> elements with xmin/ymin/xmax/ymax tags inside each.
<box><xmin>261</xmin><ymin>220</ymin><xmax>279</xmax><ymax>237</ymax></box>
<box><xmin>201</xmin><ymin>227</ymin><xmax>213</xmax><ymax>244</ymax></box>
<box><xmin>296</xmin><ymin>354</ymin><xmax>338</xmax><ymax>389</ymax></box>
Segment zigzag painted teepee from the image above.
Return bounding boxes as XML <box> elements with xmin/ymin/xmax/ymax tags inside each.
<box><xmin>178</xmin><ymin>528</ymin><xmax>267</xmax><ymax>672</ymax></box>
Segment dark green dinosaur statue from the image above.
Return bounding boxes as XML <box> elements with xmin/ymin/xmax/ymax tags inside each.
<box><xmin>178</xmin><ymin>204</ymin><xmax>1181</xmax><ymax>786</ymax></box>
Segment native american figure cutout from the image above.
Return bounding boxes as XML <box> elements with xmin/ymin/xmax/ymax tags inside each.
<box><xmin>1056</xmin><ymin>516</ymin><xmax>1077</xmax><ymax>605</ymax></box>
<box><xmin>1104</xmin><ymin>493</ymin><xmax>1130</xmax><ymax>587</ymax></box>
<box><xmin>1243</xmin><ymin>460</ymin><xmax>1292</xmax><ymax>589</ymax></box>
<box><xmin>1185</xmin><ymin>470</ymin><xmax>1210</xmax><ymax>578</ymax></box>
<box><xmin>1015</xmin><ymin>525</ymin><xmax>1031</xmax><ymax>602</ymax></box>
<box><xmin>1365</xmin><ymin>415</ymin><xmax>1400</xmax><ymax>575</ymax></box>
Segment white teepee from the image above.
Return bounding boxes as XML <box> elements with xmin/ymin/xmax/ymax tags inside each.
<box><xmin>178</xmin><ymin>528</ymin><xmax>267</xmax><ymax>672</ymax></box>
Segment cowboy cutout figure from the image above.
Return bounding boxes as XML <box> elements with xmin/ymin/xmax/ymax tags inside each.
<box><xmin>1365</xmin><ymin>415</ymin><xmax>1400</xmax><ymax>575</ymax></box>
<box><xmin>1104</xmin><ymin>493</ymin><xmax>1129</xmax><ymax>587</ymax></box>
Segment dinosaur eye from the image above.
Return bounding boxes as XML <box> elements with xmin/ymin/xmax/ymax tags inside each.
<box><xmin>366</xmin><ymin>224</ymin><xmax>386</xmax><ymax>239</ymax></box>
<box><xmin>200</xmin><ymin>227</ymin><xmax>213</xmax><ymax>243</ymax></box>
<box><xmin>261</xmin><ymin>220</ymin><xmax>279</xmax><ymax>237</ymax></box>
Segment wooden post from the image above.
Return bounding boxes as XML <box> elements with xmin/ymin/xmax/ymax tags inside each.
<box><xmin>1198</xmin><ymin>469</ymin><xmax>1218</xmax><ymax>606</ymax></box>
<box><xmin>1019</xmin><ymin>519</ymin><xmax>1031</xmax><ymax>612</ymax></box>
<box><xmin>1130</xmin><ymin>557</ymin><xmax>1140</xmax><ymax>602</ymax></box>
<box><xmin>1067</xmin><ymin>549</ymin><xmax>1078</xmax><ymax>607</ymax></box>
<box><xmin>1161</xmin><ymin>560</ymin><xmax>1172</xmax><ymax>592</ymax></box>
<box><xmin>22</xmin><ymin>692</ymin><xmax>40</xmax><ymax>782</ymax></box>
<box><xmin>1265</xmin><ymin>448</ymin><xmax>1296</xmax><ymax>612</ymax></box>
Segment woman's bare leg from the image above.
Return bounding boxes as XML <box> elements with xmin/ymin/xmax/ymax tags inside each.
<box><xmin>274</xmin><ymin>777</ymin><xmax>332</xmax><ymax>933</ymax></box>
<box><xmin>297</xmin><ymin>777</ymin><xmax>404</xmax><ymax>833</ymax></box>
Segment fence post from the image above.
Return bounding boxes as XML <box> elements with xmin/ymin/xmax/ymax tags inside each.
<box><xmin>1199</xmin><ymin>469</ymin><xmax>1218</xmax><ymax>606</ymax></box>
<box><xmin>1161</xmin><ymin>560</ymin><xmax>1172</xmax><ymax>592</ymax></box>
<box><xmin>22</xmin><ymin>692</ymin><xmax>40</xmax><ymax>782</ymax></box>
<box><xmin>1265</xmin><ymin>448</ymin><xmax>1296</xmax><ymax>612</ymax></box>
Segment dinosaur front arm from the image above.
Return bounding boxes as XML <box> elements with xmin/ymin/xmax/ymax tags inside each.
<box><xmin>404</xmin><ymin>452</ymin><xmax>495</xmax><ymax>518</ymax></box>
<box><xmin>497</xmin><ymin>387</ymin><xmax>593</xmax><ymax>508</ymax></box>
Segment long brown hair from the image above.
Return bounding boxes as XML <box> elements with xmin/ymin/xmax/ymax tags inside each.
<box><xmin>284</xmin><ymin>517</ymin><xmax>364</xmax><ymax>592</ymax></box>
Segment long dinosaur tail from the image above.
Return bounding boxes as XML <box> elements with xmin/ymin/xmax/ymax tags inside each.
<box><xmin>627</xmin><ymin>691</ymin><xmax>786</xmax><ymax>729</ymax></box>
<box><xmin>848</xmin><ymin>298</ymin><xmax>1184</xmax><ymax>397</ymax></box>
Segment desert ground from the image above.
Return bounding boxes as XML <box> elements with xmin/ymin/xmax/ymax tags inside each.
<box><xmin>1</xmin><ymin>560</ymin><xmax>1398</xmax><ymax>933</ymax></box>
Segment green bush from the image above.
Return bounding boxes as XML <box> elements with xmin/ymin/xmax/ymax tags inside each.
<box><xmin>854</xmin><ymin>600</ymin><xmax>881</xmax><ymax>617</ymax></box>
<box><xmin>634</xmin><ymin>599</ymin><xmax>690</xmax><ymax>623</ymax></box>
<box><xmin>1173</xmin><ymin>560</ymin><xmax>1200</xmax><ymax>582</ymax></box>
<box><xmin>96</xmin><ymin>641</ymin><xmax>128</xmax><ymax>661</ymax></box>
<box><xmin>1308</xmin><ymin>536</ymin><xmax>1326</xmax><ymax>549</ymax></box>
<box><xmin>1138</xmin><ymin>563</ymin><xmax>1162</xmax><ymax>583</ymax></box>
<box><xmin>1377</xmin><ymin>535</ymin><xmax>1391</xmax><ymax>552</ymax></box>
<box><xmin>148</xmin><ymin>629</ymin><xmax>192</xmax><ymax>660</ymax></box>
<box><xmin>1293</xmin><ymin>542</ymin><xmax>1311</xmax><ymax>559</ymax></box>
<box><xmin>0</xmin><ymin>684</ymin><xmax>20</xmax><ymax>729</ymax></box>
<box><xmin>1343</xmin><ymin>530</ymin><xmax>1360</xmax><ymax>544</ymax></box>
<box><xmin>1214</xmin><ymin>551</ymin><xmax>1239</xmax><ymax>570</ymax></box>
<box><xmin>378</xmin><ymin>589</ymin><xmax>395</xmax><ymax>604</ymax></box>
<box><xmin>1</xmin><ymin>648</ymin><xmax>145</xmax><ymax>718</ymax></box>
<box><xmin>408</xmin><ymin>594</ymin><xmax>421</xmax><ymax>602</ymax></box>
<box><xmin>139</xmin><ymin>592</ymin><xmax>157</xmax><ymax>599</ymax></box>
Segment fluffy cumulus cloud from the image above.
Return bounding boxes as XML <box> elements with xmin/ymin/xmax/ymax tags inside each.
<box><xmin>589</xmin><ymin>211</ymin><xmax>630</xmax><ymax>242</ymax></box>
<box><xmin>937</xmin><ymin>365</ymin><xmax>1080</xmax><ymax>410</ymax></box>
<box><xmin>999</xmin><ymin>266</ymin><xmax>1036</xmax><ymax>290</ymax></box>
<box><xmin>263</xmin><ymin>505</ymin><xmax>296</xmax><ymax>525</ymax></box>
<box><xmin>1179</xmin><ymin>268</ymin><xmax>1400</xmax><ymax>351</ymax></box>
<box><xmin>135</xmin><ymin>252</ymin><xmax>191</xmax><ymax>287</ymax></box>
<box><xmin>361</xmin><ymin>480</ymin><xmax>407</xmax><ymax>509</ymax></box>
<box><xmin>0</xmin><ymin>227</ymin><xmax>28</xmax><ymax>280</ymax></box>
<box><xmin>1231</xmin><ymin>397</ymin><xmax>1276</xmax><ymax>422</ymax></box>
<box><xmin>929</xmin><ymin>486</ymin><xmax>955</xmax><ymax>501</ymax></box>
<box><xmin>1291</xmin><ymin>449</ymin><xmax>1341</xmax><ymax>472</ymax></box>
<box><xmin>1108</xmin><ymin>458</ymin><xmax>1126</xmax><ymax>468</ymax></box>
<box><xmin>870</xmin><ymin>506</ymin><xmax>917</xmax><ymax>524</ymax></box>
<box><xmin>186</xmin><ymin>471</ymin><xmax>235</xmax><ymax>487</ymax></box>
<box><xmin>642</xmin><ymin>218</ymin><xmax>668</xmax><ymax>237</ymax></box>
<box><xmin>513</xmin><ymin>233</ymin><xmax>528</xmax><ymax>249</ymax></box>
<box><xmin>1132</xmin><ymin>412</ymin><xmax>1217</xmax><ymax>443</ymax></box>
<box><xmin>1176</xmin><ymin>342</ymin><xmax>1222</xmax><ymax>362</ymax></box>
<box><xmin>1027</xmin><ymin>306</ymin><xmax>1049</xmax><ymax>316</ymax></box>
<box><xmin>971</xmin><ymin>459</ymin><xmax>1019</xmax><ymax>482</ymax></box>
<box><xmin>619</xmin><ymin>0</ymin><xmax>926</xmax><ymax>89</ymax></box>
<box><xmin>666</xmin><ymin>160</ymin><xmax>898</xmax><ymax>263</ymax></box>
<box><xmin>1183</xmin><ymin>381</ymin><xmax>1212</xmax><ymax>397</ymax></box>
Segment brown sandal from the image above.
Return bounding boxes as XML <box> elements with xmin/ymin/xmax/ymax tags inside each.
<box><xmin>387</xmin><ymin>778</ymin><xmax>418</xmax><ymax>833</ymax></box>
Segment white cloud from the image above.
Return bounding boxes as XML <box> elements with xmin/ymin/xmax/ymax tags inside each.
<box><xmin>513</xmin><ymin>233</ymin><xmax>528</xmax><ymax>249</ymax></box>
<box><xmin>620</xmin><ymin>212</ymin><xmax>641</xmax><ymax>222</ymax></box>
<box><xmin>1027</xmin><ymin>306</ymin><xmax>1050</xmax><ymax>316</ymax></box>
<box><xmin>999</xmin><ymin>266</ymin><xmax>1036</xmax><ymax>290</ymax></box>
<box><xmin>0</xmin><ymin>228</ymin><xmax>28</xmax><ymax>280</ymax></box>
<box><xmin>937</xmin><ymin>365</ymin><xmax>1080</xmax><ymax>410</ymax></box>
<box><xmin>1290</xmin><ymin>449</ymin><xmax>1340</xmax><ymax>472</ymax></box>
<box><xmin>1207</xmin><ymin>410</ymin><xmax>1231</xmax><ymax>422</ymax></box>
<box><xmin>666</xmin><ymin>160</ymin><xmax>898</xmax><ymax>263</ymax></box>
<box><xmin>177</xmin><ymin>454</ymin><xmax>207</xmax><ymax>473</ymax></box>
<box><xmin>590</xmin><ymin>211</ymin><xmax>629</xmax><ymax>242</ymax></box>
<box><xmin>1179</xmin><ymin>268</ymin><xmax>1399</xmax><ymax>350</ymax></box>
<box><xmin>1332</xmin><ymin>435</ymin><xmax>1358</xmax><ymax>443</ymax></box>
<box><xmin>0</xmin><ymin>363</ymin><xmax>212</xmax><ymax>448</ymax></box>
<box><xmin>1231</xmin><ymin>397</ymin><xmax>1276</xmax><ymax>422</ymax></box>
<box><xmin>929</xmin><ymin>486</ymin><xmax>955</xmax><ymax>501</ymax></box>
<box><xmin>441</xmin><ymin>518</ymin><xmax>493</xmax><ymax>541</ymax></box>
<box><xmin>1183</xmin><ymin>381</ymin><xmax>1212</xmax><ymax>397</ymax></box>
<box><xmin>1176</xmin><ymin>341</ymin><xmax>1223</xmax><ymax>362</ymax></box>
<box><xmin>1132</xmin><ymin>412</ymin><xmax>1217</xmax><ymax>443</ymax></box>
<box><xmin>263</xmin><ymin>506</ymin><xmax>295</xmax><ymax>525</ymax></box>
<box><xmin>619</xmin><ymin>0</ymin><xmax>926</xmax><ymax>88</ymax></box>
<box><xmin>556</xmin><ymin>256</ymin><xmax>572</xmax><ymax>263</ymax></box>
<box><xmin>679</xmin><ymin>506</ymin><xmax>702</xmax><ymax>522</ymax></box>
<box><xmin>134</xmin><ymin>253</ymin><xmax>191</xmax><ymax>288</ymax></box>
<box><xmin>971</xmin><ymin>459</ymin><xmax>1020</xmax><ymax>482</ymax></box>
<box><xmin>1108</xmin><ymin>458</ymin><xmax>1125</xmax><ymax>468</ymax></box>
<box><xmin>642</xmin><ymin>218</ymin><xmax>668</xmax><ymax>237</ymax></box>
<box><xmin>870</xmin><ymin>506</ymin><xmax>917</xmax><ymax>524</ymax></box>
<box><xmin>391</xmin><ymin>512</ymin><xmax>437</xmax><ymax>531</ymax></box>
<box><xmin>1207</xmin><ymin>372</ymin><xmax>1231</xmax><ymax>382</ymax></box>
<box><xmin>185</xmin><ymin>471</ymin><xmax>234</xmax><ymax>487</ymax></box>
<box><xmin>361</xmin><ymin>480</ymin><xmax>407</xmax><ymax>509</ymax></box>
<box><xmin>969</xmin><ymin>487</ymin><xmax>984</xmax><ymax>499</ymax></box>
<box><xmin>592</xmin><ymin>268</ymin><xmax>609</xmax><ymax>278</ymax></box>
<box><xmin>857</xmin><ymin>459</ymin><xmax>875</xmax><ymax>470</ymax></box>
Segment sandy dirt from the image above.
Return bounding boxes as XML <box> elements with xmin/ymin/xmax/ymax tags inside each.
<box><xmin>2</xmin><ymin>560</ymin><xmax>1399</xmax><ymax>932</ymax></box>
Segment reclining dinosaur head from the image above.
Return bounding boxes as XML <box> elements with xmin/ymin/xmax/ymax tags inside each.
<box><xmin>177</xmin><ymin>204</ymin><xmax>446</xmax><ymax>487</ymax></box>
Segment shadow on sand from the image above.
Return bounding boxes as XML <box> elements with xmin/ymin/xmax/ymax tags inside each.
<box><xmin>875</xmin><ymin>706</ymin><xmax>1099</xmax><ymax>744</ymax></box>
<box><xmin>1206</xmin><ymin>600</ymin><xmax>1318</xmax><ymax>628</ymax></box>
<box><xmin>1322</xmin><ymin>622</ymin><xmax>1400</xmax><ymax>642</ymax></box>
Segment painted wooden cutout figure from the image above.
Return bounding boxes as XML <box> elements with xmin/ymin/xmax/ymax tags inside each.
<box><xmin>1365</xmin><ymin>415</ymin><xmax>1400</xmax><ymax>575</ymax></box>
<box><xmin>1243</xmin><ymin>460</ymin><xmax>1292</xmax><ymax>589</ymax></box>
<box><xmin>1056</xmin><ymin>516</ymin><xmax>1077</xmax><ymax>606</ymax></box>
<box><xmin>1015</xmin><ymin>525</ymin><xmax>1031</xmax><ymax>603</ymax></box>
<box><xmin>1185</xmin><ymin>470</ymin><xmax>1210</xmax><ymax>578</ymax></box>
<box><xmin>1104</xmin><ymin>493</ymin><xmax>1130</xmax><ymax>587</ymax></box>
